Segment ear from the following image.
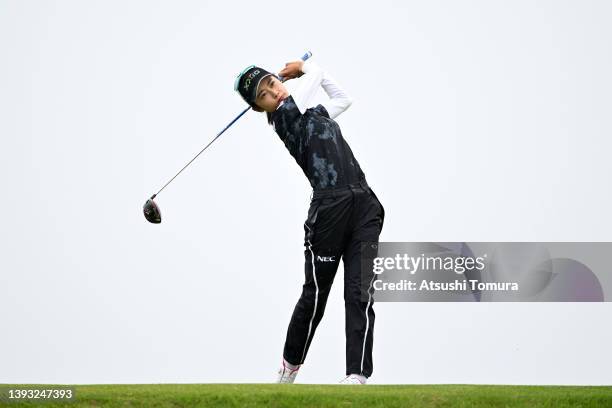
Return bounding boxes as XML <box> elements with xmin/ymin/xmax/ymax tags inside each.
<box><xmin>251</xmin><ymin>104</ymin><xmax>264</xmax><ymax>112</ymax></box>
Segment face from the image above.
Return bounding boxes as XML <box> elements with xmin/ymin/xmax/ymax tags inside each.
<box><xmin>254</xmin><ymin>75</ymin><xmax>289</xmax><ymax>112</ymax></box>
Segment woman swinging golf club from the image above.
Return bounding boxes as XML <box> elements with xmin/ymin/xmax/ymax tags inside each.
<box><xmin>234</xmin><ymin>57</ymin><xmax>385</xmax><ymax>385</ymax></box>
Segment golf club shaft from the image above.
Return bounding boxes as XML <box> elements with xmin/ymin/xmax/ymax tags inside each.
<box><xmin>151</xmin><ymin>50</ymin><xmax>313</xmax><ymax>199</ymax></box>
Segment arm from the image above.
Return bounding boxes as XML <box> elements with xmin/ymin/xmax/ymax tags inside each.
<box><xmin>320</xmin><ymin>71</ymin><xmax>353</xmax><ymax>120</ymax></box>
<box><xmin>289</xmin><ymin>59</ymin><xmax>353</xmax><ymax>119</ymax></box>
<box><xmin>290</xmin><ymin>59</ymin><xmax>323</xmax><ymax>114</ymax></box>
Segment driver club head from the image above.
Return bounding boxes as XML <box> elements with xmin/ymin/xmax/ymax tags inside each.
<box><xmin>143</xmin><ymin>196</ymin><xmax>162</xmax><ymax>224</ymax></box>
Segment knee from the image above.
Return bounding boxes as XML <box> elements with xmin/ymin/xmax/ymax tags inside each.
<box><xmin>344</xmin><ymin>284</ymin><xmax>371</xmax><ymax>304</ymax></box>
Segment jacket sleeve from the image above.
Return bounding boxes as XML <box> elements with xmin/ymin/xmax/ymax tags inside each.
<box><xmin>291</xmin><ymin>59</ymin><xmax>353</xmax><ymax>119</ymax></box>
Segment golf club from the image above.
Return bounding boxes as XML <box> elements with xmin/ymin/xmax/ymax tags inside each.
<box><xmin>143</xmin><ymin>50</ymin><xmax>313</xmax><ymax>224</ymax></box>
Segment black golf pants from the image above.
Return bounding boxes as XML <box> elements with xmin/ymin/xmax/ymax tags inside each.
<box><xmin>282</xmin><ymin>180</ymin><xmax>385</xmax><ymax>378</ymax></box>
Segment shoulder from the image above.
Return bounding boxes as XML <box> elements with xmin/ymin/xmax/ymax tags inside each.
<box><xmin>309</xmin><ymin>103</ymin><xmax>330</xmax><ymax>119</ymax></box>
<box><xmin>271</xmin><ymin>95</ymin><xmax>302</xmax><ymax>129</ymax></box>
<box><xmin>273</xmin><ymin>95</ymin><xmax>301</xmax><ymax>118</ymax></box>
<box><xmin>278</xmin><ymin>94</ymin><xmax>298</xmax><ymax>111</ymax></box>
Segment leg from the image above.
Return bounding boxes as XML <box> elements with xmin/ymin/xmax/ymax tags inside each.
<box><xmin>343</xmin><ymin>189</ymin><xmax>385</xmax><ymax>377</ymax></box>
<box><xmin>283</xmin><ymin>235</ymin><xmax>341</xmax><ymax>365</ymax></box>
<box><xmin>283</xmin><ymin>196</ymin><xmax>352</xmax><ymax>365</ymax></box>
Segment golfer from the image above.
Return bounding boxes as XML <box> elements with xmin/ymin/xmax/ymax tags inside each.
<box><xmin>234</xmin><ymin>57</ymin><xmax>385</xmax><ymax>385</ymax></box>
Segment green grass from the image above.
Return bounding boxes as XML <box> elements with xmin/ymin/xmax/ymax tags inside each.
<box><xmin>1</xmin><ymin>384</ymin><xmax>611</xmax><ymax>407</ymax></box>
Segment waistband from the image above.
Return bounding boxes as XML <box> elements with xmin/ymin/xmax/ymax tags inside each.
<box><xmin>311</xmin><ymin>179</ymin><xmax>370</xmax><ymax>199</ymax></box>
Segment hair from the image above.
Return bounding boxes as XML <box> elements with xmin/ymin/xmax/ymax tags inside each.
<box><xmin>251</xmin><ymin>102</ymin><xmax>274</xmax><ymax>126</ymax></box>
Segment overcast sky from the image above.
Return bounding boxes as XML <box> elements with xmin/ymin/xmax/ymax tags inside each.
<box><xmin>1</xmin><ymin>0</ymin><xmax>611</xmax><ymax>385</ymax></box>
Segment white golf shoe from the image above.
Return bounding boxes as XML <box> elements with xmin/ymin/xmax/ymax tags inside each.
<box><xmin>339</xmin><ymin>374</ymin><xmax>367</xmax><ymax>384</ymax></box>
<box><xmin>276</xmin><ymin>359</ymin><xmax>300</xmax><ymax>384</ymax></box>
